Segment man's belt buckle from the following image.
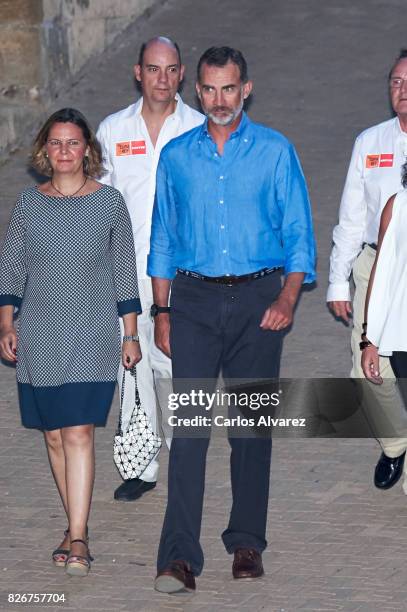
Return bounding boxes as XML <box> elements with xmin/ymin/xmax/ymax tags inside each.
<box><xmin>218</xmin><ymin>275</ymin><xmax>237</xmax><ymax>286</ymax></box>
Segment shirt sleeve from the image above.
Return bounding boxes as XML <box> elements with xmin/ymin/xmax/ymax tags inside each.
<box><xmin>96</xmin><ymin>121</ymin><xmax>113</xmax><ymax>186</ymax></box>
<box><xmin>275</xmin><ymin>144</ymin><xmax>316</xmax><ymax>284</ymax></box>
<box><xmin>147</xmin><ymin>154</ymin><xmax>178</xmax><ymax>279</ymax></box>
<box><xmin>327</xmin><ymin>136</ymin><xmax>365</xmax><ymax>302</ymax></box>
<box><xmin>0</xmin><ymin>194</ymin><xmax>27</xmax><ymax>309</ymax></box>
<box><xmin>110</xmin><ymin>191</ymin><xmax>141</xmax><ymax>315</ymax></box>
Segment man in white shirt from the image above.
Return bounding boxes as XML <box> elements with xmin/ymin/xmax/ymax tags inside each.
<box><xmin>97</xmin><ymin>37</ymin><xmax>204</xmax><ymax>501</ymax></box>
<box><xmin>328</xmin><ymin>49</ymin><xmax>407</xmax><ymax>491</ymax></box>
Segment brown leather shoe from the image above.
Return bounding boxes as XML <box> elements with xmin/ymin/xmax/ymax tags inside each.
<box><xmin>232</xmin><ymin>548</ymin><xmax>264</xmax><ymax>579</ymax></box>
<box><xmin>154</xmin><ymin>560</ymin><xmax>196</xmax><ymax>593</ymax></box>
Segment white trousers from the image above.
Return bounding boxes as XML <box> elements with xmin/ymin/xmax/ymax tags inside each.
<box><xmin>118</xmin><ymin>278</ymin><xmax>172</xmax><ymax>482</ymax></box>
<box><xmin>351</xmin><ymin>246</ymin><xmax>407</xmax><ymax>483</ymax></box>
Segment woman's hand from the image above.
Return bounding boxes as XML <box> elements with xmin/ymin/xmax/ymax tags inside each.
<box><xmin>361</xmin><ymin>344</ymin><xmax>383</xmax><ymax>385</ymax></box>
<box><xmin>122</xmin><ymin>339</ymin><xmax>142</xmax><ymax>370</ymax></box>
<box><xmin>0</xmin><ymin>327</ymin><xmax>17</xmax><ymax>363</ymax></box>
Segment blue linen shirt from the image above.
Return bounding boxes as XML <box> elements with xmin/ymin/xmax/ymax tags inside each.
<box><xmin>147</xmin><ymin>112</ymin><xmax>316</xmax><ymax>283</ymax></box>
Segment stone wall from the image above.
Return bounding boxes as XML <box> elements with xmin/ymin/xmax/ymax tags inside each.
<box><xmin>0</xmin><ymin>0</ymin><xmax>160</xmax><ymax>158</ymax></box>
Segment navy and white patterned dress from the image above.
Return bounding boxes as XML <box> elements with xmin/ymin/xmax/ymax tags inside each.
<box><xmin>0</xmin><ymin>184</ymin><xmax>141</xmax><ymax>430</ymax></box>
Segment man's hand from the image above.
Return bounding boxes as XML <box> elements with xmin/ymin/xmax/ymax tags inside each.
<box><xmin>0</xmin><ymin>327</ymin><xmax>17</xmax><ymax>363</ymax></box>
<box><xmin>260</xmin><ymin>272</ymin><xmax>304</xmax><ymax>331</ymax></box>
<box><xmin>154</xmin><ymin>313</ymin><xmax>171</xmax><ymax>358</ymax></box>
<box><xmin>328</xmin><ymin>300</ymin><xmax>352</xmax><ymax>323</ymax></box>
<box><xmin>260</xmin><ymin>296</ymin><xmax>294</xmax><ymax>331</ymax></box>
<box><xmin>361</xmin><ymin>345</ymin><xmax>383</xmax><ymax>385</ymax></box>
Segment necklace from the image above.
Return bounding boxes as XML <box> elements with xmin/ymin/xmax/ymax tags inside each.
<box><xmin>51</xmin><ymin>176</ymin><xmax>88</xmax><ymax>198</ymax></box>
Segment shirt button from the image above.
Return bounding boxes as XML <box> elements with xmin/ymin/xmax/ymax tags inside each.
<box><xmin>244</xmin><ymin>138</ymin><xmax>248</xmax><ymax>143</ymax></box>
<box><xmin>220</xmin><ymin>225</ymin><xmax>225</xmax><ymax>229</ymax></box>
<box><xmin>219</xmin><ymin>200</ymin><xmax>224</xmax><ymax>204</ymax></box>
<box><xmin>214</xmin><ymin>153</ymin><xmax>218</xmax><ymax>157</ymax></box>
<box><xmin>219</xmin><ymin>175</ymin><xmax>224</xmax><ymax>180</ymax></box>
<box><xmin>223</xmin><ymin>249</ymin><xmax>227</xmax><ymax>254</ymax></box>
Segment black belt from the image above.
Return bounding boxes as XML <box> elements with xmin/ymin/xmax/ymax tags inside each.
<box><xmin>363</xmin><ymin>242</ymin><xmax>377</xmax><ymax>251</ymax></box>
<box><xmin>176</xmin><ymin>267</ymin><xmax>280</xmax><ymax>285</ymax></box>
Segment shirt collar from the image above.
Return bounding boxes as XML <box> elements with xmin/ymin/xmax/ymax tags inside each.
<box><xmin>395</xmin><ymin>115</ymin><xmax>407</xmax><ymax>136</ymax></box>
<box><xmin>135</xmin><ymin>92</ymin><xmax>183</xmax><ymax>121</ymax></box>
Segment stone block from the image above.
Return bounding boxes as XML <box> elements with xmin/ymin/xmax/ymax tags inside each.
<box><xmin>0</xmin><ymin>26</ymin><xmax>42</xmax><ymax>90</ymax></box>
<box><xmin>105</xmin><ymin>16</ymin><xmax>131</xmax><ymax>48</ymax></box>
<box><xmin>41</xmin><ymin>0</ymin><xmax>64</xmax><ymax>21</ymax></box>
<box><xmin>59</xmin><ymin>0</ymin><xmax>155</xmax><ymax>21</ymax></box>
<box><xmin>0</xmin><ymin>0</ymin><xmax>43</xmax><ymax>24</ymax></box>
<box><xmin>0</xmin><ymin>107</ymin><xmax>14</xmax><ymax>153</ymax></box>
<box><xmin>40</xmin><ymin>18</ymin><xmax>70</xmax><ymax>96</ymax></box>
<box><xmin>66</xmin><ymin>17</ymin><xmax>105</xmax><ymax>73</ymax></box>
<box><xmin>0</xmin><ymin>102</ymin><xmax>41</xmax><ymax>154</ymax></box>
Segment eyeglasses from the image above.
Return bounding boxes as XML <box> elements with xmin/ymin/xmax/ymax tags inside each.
<box><xmin>389</xmin><ymin>77</ymin><xmax>407</xmax><ymax>89</ymax></box>
<box><xmin>47</xmin><ymin>139</ymin><xmax>84</xmax><ymax>148</ymax></box>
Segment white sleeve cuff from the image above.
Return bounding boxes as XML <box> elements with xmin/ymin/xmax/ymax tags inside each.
<box><xmin>326</xmin><ymin>282</ymin><xmax>351</xmax><ymax>302</ymax></box>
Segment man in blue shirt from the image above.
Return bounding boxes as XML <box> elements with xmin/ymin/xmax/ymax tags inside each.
<box><xmin>148</xmin><ymin>46</ymin><xmax>316</xmax><ymax>593</ymax></box>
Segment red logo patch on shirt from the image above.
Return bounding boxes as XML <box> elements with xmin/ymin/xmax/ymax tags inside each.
<box><xmin>131</xmin><ymin>140</ymin><xmax>147</xmax><ymax>155</ymax></box>
<box><xmin>115</xmin><ymin>140</ymin><xmax>146</xmax><ymax>156</ymax></box>
<box><xmin>379</xmin><ymin>153</ymin><xmax>394</xmax><ymax>167</ymax></box>
<box><xmin>366</xmin><ymin>153</ymin><xmax>394</xmax><ymax>168</ymax></box>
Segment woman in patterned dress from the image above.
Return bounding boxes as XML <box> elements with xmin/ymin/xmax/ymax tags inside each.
<box><xmin>0</xmin><ymin>108</ymin><xmax>142</xmax><ymax>576</ymax></box>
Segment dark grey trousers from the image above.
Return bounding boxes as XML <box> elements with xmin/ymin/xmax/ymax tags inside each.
<box><xmin>157</xmin><ymin>271</ymin><xmax>283</xmax><ymax>576</ymax></box>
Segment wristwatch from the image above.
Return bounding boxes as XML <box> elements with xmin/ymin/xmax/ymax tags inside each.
<box><xmin>150</xmin><ymin>304</ymin><xmax>171</xmax><ymax>318</ymax></box>
<box><xmin>123</xmin><ymin>334</ymin><xmax>139</xmax><ymax>342</ymax></box>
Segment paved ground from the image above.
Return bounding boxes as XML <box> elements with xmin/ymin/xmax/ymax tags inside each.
<box><xmin>1</xmin><ymin>0</ymin><xmax>407</xmax><ymax>610</ymax></box>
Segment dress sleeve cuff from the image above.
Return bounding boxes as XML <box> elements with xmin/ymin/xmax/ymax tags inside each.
<box><xmin>0</xmin><ymin>294</ymin><xmax>22</xmax><ymax>308</ymax></box>
<box><xmin>117</xmin><ymin>298</ymin><xmax>142</xmax><ymax>316</ymax></box>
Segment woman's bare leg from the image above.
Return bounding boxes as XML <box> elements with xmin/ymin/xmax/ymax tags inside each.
<box><xmin>61</xmin><ymin>424</ymin><xmax>95</xmax><ymax>558</ymax></box>
<box><xmin>44</xmin><ymin>429</ymin><xmax>68</xmax><ymax>512</ymax></box>
<box><xmin>44</xmin><ymin>429</ymin><xmax>70</xmax><ymax>551</ymax></box>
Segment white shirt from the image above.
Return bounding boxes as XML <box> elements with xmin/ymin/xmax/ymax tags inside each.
<box><xmin>367</xmin><ymin>189</ymin><xmax>407</xmax><ymax>356</ymax></box>
<box><xmin>96</xmin><ymin>94</ymin><xmax>204</xmax><ymax>278</ymax></box>
<box><xmin>327</xmin><ymin>117</ymin><xmax>407</xmax><ymax>301</ymax></box>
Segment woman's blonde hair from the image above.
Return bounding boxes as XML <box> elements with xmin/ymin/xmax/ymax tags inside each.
<box><xmin>30</xmin><ymin>108</ymin><xmax>105</xmax><ymax>178</ymax></box>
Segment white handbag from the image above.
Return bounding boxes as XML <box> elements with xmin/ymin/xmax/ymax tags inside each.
<box><xmin>113</xmin><ymin>367</ymin><xmax>161</xmax><ymax>480</ymax></box>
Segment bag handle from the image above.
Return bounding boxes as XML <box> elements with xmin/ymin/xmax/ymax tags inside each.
<box><xmin>116</xmin><ymin>365</ymin><xmax>140</xmax><ymax>437</ymax></box>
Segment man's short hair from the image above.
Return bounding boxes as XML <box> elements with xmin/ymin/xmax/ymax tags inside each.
<box><xmin>197</xmin><ymin>46</ymin><xmax>248</xmax><ymax>83</ymax></box>
<box><xmin>389</xmin><ymin>48</ymin><xmax>407</xmax><ymax>78</ymax></box>
<box><xmin>138</xmin><ymin>37</ymin><xmax>182</xmax><ymax>66</ymax></box>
